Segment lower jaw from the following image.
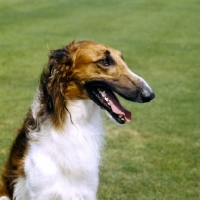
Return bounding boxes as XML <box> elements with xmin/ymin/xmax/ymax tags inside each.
<box><xmin>105</xmin><ymin>111</ymin><xmax>126</xmax><ymax>124</ymax></box>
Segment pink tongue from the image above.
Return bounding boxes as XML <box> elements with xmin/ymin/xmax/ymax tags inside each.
<box><xmin>106</xmin><ymin>92</ymin><xmax>132</xmax><ymax>122</ymax></box>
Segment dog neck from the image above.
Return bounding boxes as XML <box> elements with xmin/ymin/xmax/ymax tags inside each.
<box><xmin>66</xmin><ymin>99</ymin><xmax>103</xmax><ymax>130</ymax></box>
<box><xmin>31</xmin><ymin>91</ymin><xmax>104</xmax><ymax>136</ymax></box>
<box><xmin>12</xmin><ymin>99</ymin><xmax>105</xmax><ymax>199</ymax></box>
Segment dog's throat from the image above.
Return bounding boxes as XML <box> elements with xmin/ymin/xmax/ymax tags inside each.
<box><xmin>98</xmin><ymin>88</ymin><xmax>131</xmax><ymax>122</ymax></box>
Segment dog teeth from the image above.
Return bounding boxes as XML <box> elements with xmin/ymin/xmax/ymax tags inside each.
<box><xmin>98</xmin><ymin>89</ymin><xmax>105</xmax><ymax>96</ymax></box>
<box><xmin>118</xmin><ymin>114</ymin><xmax>125</xmax><ymax>121</ymax></box>
<box><xmin>99</xmin><ymin>90</ymin><xmax>107</xmax><ymax>99</ymax></box>
<box><xmin>102</xmin><ymin>92</ymin><xmax>106</xmax><ymax>98</ymax></box>
<box><xmin>97</xmin><ymin>88</ymin><xmax>112</xmax><ymax>108</ymax></box>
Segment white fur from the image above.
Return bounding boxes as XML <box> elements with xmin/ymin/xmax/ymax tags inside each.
<box><xmin>0</xmin><ymin>197</ymin><xmax>10</xmax><ymax>200</ymax></box>
<box><xmin>13</xmin><ymin>98</ymin><xmax>104</xmax><ymax>200</ymax></box>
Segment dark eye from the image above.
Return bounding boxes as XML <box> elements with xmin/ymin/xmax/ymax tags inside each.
<box><xmin>99</xmin><ymin>56</ymin><xmax>113</xmax><ymax>66</ymax></box>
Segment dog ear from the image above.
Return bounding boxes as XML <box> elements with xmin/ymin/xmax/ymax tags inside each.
<box><xmin>45</xmin><ymin>46</ymin><xmax>74</xmax><ymax>78</ymax></box>
<box><xmin>38</xmin><ymin>46</ymin><xmax>73</xmax><ymax>128</ymax></box>
<box><xmin>50</xmin><ymin>49</ymin><xmax>71</xmax><ymax>65</ymax></box>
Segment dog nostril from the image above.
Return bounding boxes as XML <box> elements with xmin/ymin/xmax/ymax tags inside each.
<box><xmin>141</xmin><ymin>91</ymin><xmax>155</xmax><ymax>102</ymax></box>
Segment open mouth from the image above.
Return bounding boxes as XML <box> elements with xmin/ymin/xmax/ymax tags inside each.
<box><xmin>85</xmin><ymin>84</ymin><xmax>131</xmax><ymax>124</ymax></box>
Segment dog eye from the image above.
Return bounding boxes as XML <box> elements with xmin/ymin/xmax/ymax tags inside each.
<box><xmin>99</xmin><ymin>57</ymin><xmax>113</xmax><ymax>66</ymax></box>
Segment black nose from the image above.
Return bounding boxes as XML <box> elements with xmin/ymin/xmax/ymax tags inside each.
<box><xmin>141</xmin><ymin>91</ymin><xmax>155</xmax><ymax>102</ymax></box>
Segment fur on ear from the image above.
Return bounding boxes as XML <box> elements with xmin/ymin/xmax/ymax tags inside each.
<box><xmin>38</xmin><ymin>46</ymin><xmax>73</xmax><ymax>129</ymax></box>
<box><xmin>50</xmin><ymin>49</ymin><xmax>70</xmax><ymax>64</ymax></box>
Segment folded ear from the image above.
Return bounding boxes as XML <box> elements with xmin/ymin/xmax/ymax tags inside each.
<box><xmin>50</xmin><ymin>48</ymin><xmax>71</xmax><ymax>64</ymax></box>
<box><xmin>38</xmin><ymin>47</ymin><xmax>73</xmax><ymax>128</ymax></box>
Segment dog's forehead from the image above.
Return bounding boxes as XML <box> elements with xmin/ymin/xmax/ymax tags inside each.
<box><xmin>75</xmin><ymin>41</ymin><xmax>123</xmax><ymax>59</ymax></box>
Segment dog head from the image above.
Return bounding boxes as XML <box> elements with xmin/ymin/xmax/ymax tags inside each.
<box><xmin>41</xmin><ymin>41</ymin><xmax>155</xmax><ymax>126</ymax></box>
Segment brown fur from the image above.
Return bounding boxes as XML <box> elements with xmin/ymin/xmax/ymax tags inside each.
<box><xmin>0</xmin><ymin>112</ymin><xmax>31</xmax><ymax>198</ymax></box>
<box><xmin>0</xmin><ymin>40</ymin><xmax>152</xmax><ymax>199</ymax></box>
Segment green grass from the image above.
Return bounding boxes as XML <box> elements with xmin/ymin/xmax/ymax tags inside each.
<box><xmin>0</xmin><ymin>0</ymin><xmax>199</xmax><ymax>199</ymax></box>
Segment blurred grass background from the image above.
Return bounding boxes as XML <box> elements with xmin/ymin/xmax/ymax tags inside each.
<box><xmin>0</xmin><ymin>0</ymin><xmax>199</xmax><ymax>199</ymax></box>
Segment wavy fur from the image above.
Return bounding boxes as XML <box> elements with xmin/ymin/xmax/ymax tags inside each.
<box><xmin>0</xmin><ymin>40</ymin><xmax>154</xmax><ymax>200</ymax></box>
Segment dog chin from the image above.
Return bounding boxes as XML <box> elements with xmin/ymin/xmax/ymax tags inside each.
<box><xmin>102</xmin><ymin>110</ymin><xmax>127</xmax><ymax>125</ymax></box>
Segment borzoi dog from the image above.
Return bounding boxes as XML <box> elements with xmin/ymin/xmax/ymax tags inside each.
<box><xmin>0</xmin><ymin>40</ymin><xmax>155</xmax><ymax>200</ymax></box>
